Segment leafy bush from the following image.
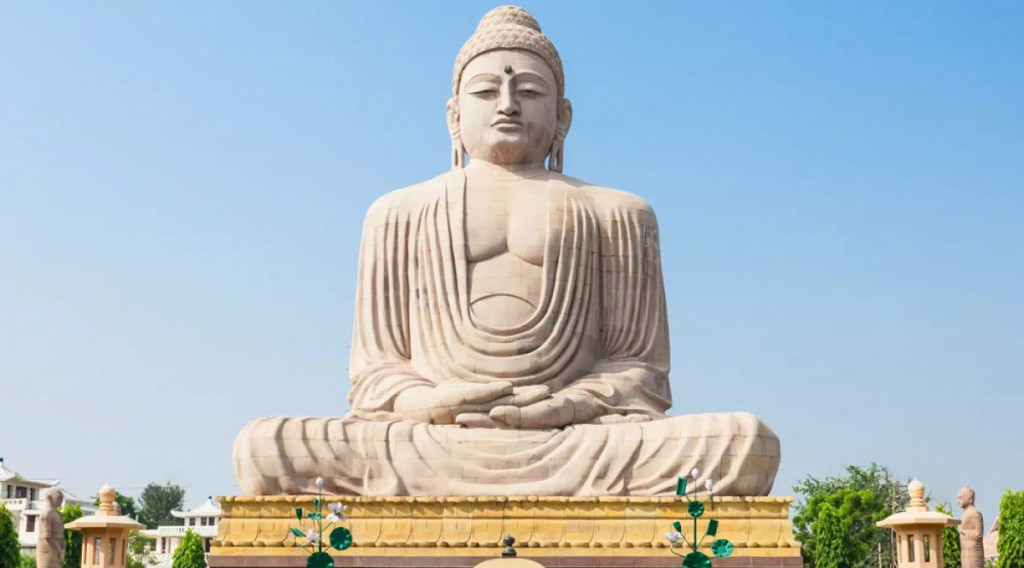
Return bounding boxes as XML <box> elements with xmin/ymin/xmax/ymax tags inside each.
<box><xmin>794</xmin><ymin>464</ymin><xmax>901</xmax><ymax>568</ymax></box>
<box><xmin>0</xmin><ymin>504</ymin><xmax>19</xmax><ymax>568</ymax></box>
<box><xmin>61</xmin><ymin>503</ymin><xmax>83</xmax><ymax>568</ymax></box>
<box><xmin>172</xmin><ymin>529</ymin><xmax>207</xmax><ymax>568</ymax></box>
<box><xmin>127</xmin><ymin>530</ymin><xmax>156</xmax><ymax>568</ymax></box>
<box><xmin>997</xmin><ymin>490</ymin><xmax>1024</xmax><ymax>568</ymax></box>
<box><xmin>935</xmin><ymin>503</ymin><xmax>961</xmax><ymax>568</ymax></box>
<box><xmin>812</xmin><ymin>502</ymin><xmax>856</xmax><ymax>568</ymax></box>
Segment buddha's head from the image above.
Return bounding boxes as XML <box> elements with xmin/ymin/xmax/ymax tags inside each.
<box><xmin>448</xmin><ymin>6</ymin><xmax>573</xmax><ymax>171</ymax></box>
<box><xmin>957</xmin><ymin>486</ymin><xmax>975</xmax><ymax>509</ymax></box>
<box><xmin>44</xmin><ymin>487</ymin><xmax>63</xmax><ymax>510</ymax></box>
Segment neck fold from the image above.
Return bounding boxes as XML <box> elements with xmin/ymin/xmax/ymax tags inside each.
<box><xmin>465</xmin><ymin>160</ymin><xmax>548</xmax><ymax>179</ymax></box>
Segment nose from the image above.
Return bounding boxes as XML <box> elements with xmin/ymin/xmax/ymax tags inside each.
<box><xmin>497</xmin><ymin>85</ymin><xmax>519</xmax><ymax>116</ymax></box>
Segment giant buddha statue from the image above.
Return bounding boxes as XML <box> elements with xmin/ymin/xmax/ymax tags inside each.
<box><xmin>234</xmin><ymin>6</ymin><xmax>780</xmax><ymax>498</ymax></box>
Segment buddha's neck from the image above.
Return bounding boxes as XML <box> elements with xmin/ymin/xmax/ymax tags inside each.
<box><xmin>465</xmin><ymin>160</ymin><xmax>549</xmax><ymax>180</ymax></box>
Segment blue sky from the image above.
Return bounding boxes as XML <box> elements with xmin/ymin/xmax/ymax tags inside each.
<box><xmin>1</xmin><ymin>1</ymin><xmax>1021</xmax><ymax>521</ymax></box>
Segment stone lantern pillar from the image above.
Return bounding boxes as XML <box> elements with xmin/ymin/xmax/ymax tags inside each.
<box><xmin>65</xmin><ymin>484</ymin><xmax>146</xmax><ymax>568</ymax></box>
<box><xmin>877</xmin><ymin>479</ymin><xmax>959</xmax><ymax>568</ymax></box>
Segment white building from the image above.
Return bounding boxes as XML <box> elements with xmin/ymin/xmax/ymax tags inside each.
<box><xmin>141</xmin><ymin>496</ymin><xmax>220</xmax><ymax>565</ymax></box>
<box><xmin>0</xmin><ymin>457</ymin><xmax>97</xmax><ymax>554</ymax></box>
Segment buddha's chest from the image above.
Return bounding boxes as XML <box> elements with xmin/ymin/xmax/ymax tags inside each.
<box><xmin>464</xmin><ymin>179</ymin><xmax>561</xmax><ymax>265</ymax></box>
<box><xmin>461</xmin><ymin>178</ymin><xmax>568</xmax><ymax>328</ymax></box>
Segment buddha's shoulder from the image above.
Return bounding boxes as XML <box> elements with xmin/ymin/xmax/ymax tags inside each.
<box><xmin>551</xmin><ymin>173</ymin><xmax>657</xmax><ymax>219</ymax></box>
<box><xmin>366</xmin><ymin>172</ymin><xmax>452</xmax><ymax>215</ymax></box>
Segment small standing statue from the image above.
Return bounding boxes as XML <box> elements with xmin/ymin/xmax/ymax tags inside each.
<box><xmin>958</xmin><ymin>486</ymin><xmax>984</xmax><ymax>568</ymax></box>
<box><xmin>36</xmin><ymin>487</ymin><xmax>65</xmax><ymax>568</ymax></box>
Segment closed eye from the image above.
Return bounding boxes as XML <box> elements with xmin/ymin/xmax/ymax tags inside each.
<box><xmin>517</xmin><ymin>85</ymin><xmax>547</xmax><ymax>96</ymax></box>
<box><xmin>464</xmin><ymin>75</ymin><xmax>501</xmax><ymax>96</ymax></box>
<box><xmin>466</xmin><ymin>86</ymin><xmax>499</xmax><ymax>96</ymax></box>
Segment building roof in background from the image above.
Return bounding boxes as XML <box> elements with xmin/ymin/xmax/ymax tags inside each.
<box><xmin>170</xmin><ymin>496</ymin><xmax>221</xmax><ymax>518</ymax></box>
<box><xmin>0</xmin><ymin>457</ymin><xmax>59</xmax><ymax>487</ymax></box>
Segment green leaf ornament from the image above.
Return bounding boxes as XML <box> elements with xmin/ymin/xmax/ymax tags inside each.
<box><xmin>676</xmin><ymin>477</ymin><xmax>687</xmax><ymax>496</ymax></box>
<box><xmin>688</xmin><ymin>501</ymin><xmax>704</xmax><ymax>518</ymax></box>
<box><xmin>682</xmin><ymin>551</ymin><xmax>711</xmax><ymax>568</ymax></box>
<box><xmin>307</xmin><ymin>551</ymin><xmax>334</xmax><ymax>568</ymax></box>
<box><xmin>711</xmin><ymin>539</ymin><xmax>734</xmax><ymax>558</ymax></box>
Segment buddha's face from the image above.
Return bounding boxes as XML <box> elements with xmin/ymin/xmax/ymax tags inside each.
<box><xmin>452</xmin><ymin>49</ymin><xmax>568</xmax><ymax>167</ymax></box>
<box><xmin>957</xmin><ymin>487</ymin><xmax>973</xmax><ymax>508</ymax></box>
<box><xmin>45</xmin><ymin>488</ymin><xmax>62</xmax><ymax>509</ymax></box>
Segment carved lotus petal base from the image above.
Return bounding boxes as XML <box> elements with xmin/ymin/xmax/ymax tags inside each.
<box><xmin>209</xmin><ymin>495</ymin><xmax>801</xmax><ymax>567</ymax></box>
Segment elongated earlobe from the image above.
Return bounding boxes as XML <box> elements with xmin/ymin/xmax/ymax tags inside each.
<box><xmin>452</xmin><ymin>143</ymin><xmax>467</xmax><ymax>169</ymax></box>
<box><xmin>548</xmin><ymin>98</ymin><xmax>573</xmax><ymax>173</ymax></box>
<box><xmin>446</xmin><ymin>98</ymin><xmax>466</xmax><ymax>169</ymax></box>
<box><xmin>548</xmin><ymin>139</ymin><xmax>563</xmax><ymax>173</ymax></box>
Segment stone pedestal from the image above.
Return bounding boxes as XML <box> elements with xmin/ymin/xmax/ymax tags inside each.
<box><xmin>209</xmin><ymin>496</ymin><xmax>801</xmax><ymax>568</ymax></box>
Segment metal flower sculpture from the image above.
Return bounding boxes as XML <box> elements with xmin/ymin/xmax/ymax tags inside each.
<box><xmin>286</xmin><ymin>477</ymin><xmax>353</xmax><ymax>568</ymax></box>
<box><xmin>665</xmin><ymin>469</ymin><xmax>734</xmax><ymax>568</ymax></box>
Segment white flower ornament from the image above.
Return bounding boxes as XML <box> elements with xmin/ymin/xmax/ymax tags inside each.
<box><xmin>327</xmin><ymin>502</ymin><xmax>347</xmax><ymax>523</ymax></box>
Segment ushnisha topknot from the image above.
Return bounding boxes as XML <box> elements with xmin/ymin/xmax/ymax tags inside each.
<box><xmin>453</xmin><ymin>6</ymin><xmax>565</xmax><ymax>100</ymax></box>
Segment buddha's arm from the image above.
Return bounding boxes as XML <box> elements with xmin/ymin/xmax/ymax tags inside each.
<box><xmin>43</xmin><ymin>514</ymin><xmax>64</xmax><ymax>551</ymax></box>
<box><xmin>487</xmin><ymin>195</ymin><xmax>671</xmax><ymax>429</ymax></box>
<box><xmin>961</xmin><ymin>510</ymin><xmax>983</xmax><ymax>539</ymax></box>
<box><xmin>561</xmin><ymin>195</ymin><xmax>672</xmax><ymax>418</ymax></box>
<box><xmin>349</xmin><ymin>185</ymin><xmax>544</xmax><ymax>423</ymax></box>
<box><xmin>562</xmin><ymin>362</ymin><xmax>670</xmax><ymax>419</ymax></box>
<box><xmin>347</xmin><ymin>198</ymin><xmax>435</xmax><ymax>418</ymax></box>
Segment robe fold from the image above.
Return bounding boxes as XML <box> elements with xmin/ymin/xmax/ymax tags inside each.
<box><xmin>348</xmin><ymin>170</ymin><xmax>671</xmax><ymax>419</ymax></box>
<box><xmin>233</xmin><ymin>171</ymin><xmax>781</xmax><ymax>497</ymax></box>
<box><xmin>961</xmin><ymin>505</ymin><xmax>985</xmax><ymax>568</ymax></box>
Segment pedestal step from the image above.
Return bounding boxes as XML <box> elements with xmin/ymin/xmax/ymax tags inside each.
<box><xmin>209</xmin><ymin>495</ymin><xmax>801</xmax><ymax>568</ymax></box>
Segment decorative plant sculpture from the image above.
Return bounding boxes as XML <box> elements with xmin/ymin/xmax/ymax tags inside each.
<box><xmin>664</xmin><ymin>469</ymin><xmax>734</xmax><ymax>568</ymax></box>
<box><xmin>287</xmin><ymin>477</ymin><xmax>353</xmax><ymax>568</ymax></box>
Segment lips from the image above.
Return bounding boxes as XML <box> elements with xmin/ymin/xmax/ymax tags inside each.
<box><xmin>492</xmin><ymin>119</ymin><xmax>522</xmax><ymax>127</ymax></box>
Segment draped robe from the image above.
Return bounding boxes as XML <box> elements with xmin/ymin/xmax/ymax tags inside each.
<box><xmin>234</xmin><ymin>171</ymin><xmax>780</xmax><ymax>497</ymax></box>
<box><xmin>961</xmin><ymin>505</ymin><xmax>985</xmax><ymax>568</ymax></box>
<box><xmin>36</xmin><ymin>507</ymin><xmax>64</xmax><ymax>568</ymax></box>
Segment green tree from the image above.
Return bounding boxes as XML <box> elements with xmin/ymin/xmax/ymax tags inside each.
<box><xmin>138</xmin><ymin>482</ymin><xmax>185</xmax><ymax>529</ymax></box>
<box><xmin>126</xmin><ymin>531</ymin><xmax>156</xmax><ymax>568</ymax></box>
<box><xmin>93</xmin><ymin>491</ymin><xmax>138</xmax><ymax>520</ymax></box>
<box><xmin>61</xmin><ymin>503</ymin><xmax>83</xmax><ymax>568</ymax></box>
<box><xmin>20</xmin><ymin>553</ymin><xmax>38</xmax><ymax>568</ymax></box>
<box><xmin>935</xmin><ymin>503</ymin><xmax>961</xmax><ymax>568</ymax></box>
<box><xmin>0</xmin><ymin>504</ymin><xmax>20</xmax><ymax>568</ymax></box>
<box><xmin>814</xmin><ymin>502</ymin><xmax>856</xmax><ymax>568</ymax></box>
<box><xmin>793</xmin><ymin>464</ymin><xmax>905</xmax><ymax>568</ymax></box>
<box><xmin>172</xmin><ymin>529</ymin><xmax>207</xmax><ymax>568</ymax></box>
<box><xmin>997</xmin><ymin>489</ymin><xmax>1024</xmax><ymax>568</ymax></box>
